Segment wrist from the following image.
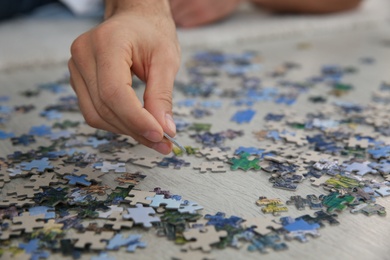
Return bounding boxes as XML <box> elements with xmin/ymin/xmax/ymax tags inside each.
<box><xmin>104</xmin><ymin>0</ymin><xmax>171</xmax><ymax>19</ymax></box>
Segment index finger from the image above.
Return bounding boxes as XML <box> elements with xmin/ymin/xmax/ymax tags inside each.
<box><xmin>95</xmin><ymin>44</ymin><xmax>164</xmax><ymax>143</ymax></box>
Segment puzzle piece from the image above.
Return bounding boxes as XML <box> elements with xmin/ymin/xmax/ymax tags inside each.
<box><xmin>20</xmin><ymin>158</ymin><xmax>54</xmax><ymax>173</ymax></box>
<box><xmin>374</xmin><ymin>185</ymin><xmax>390</xmax><ymax>197</ymax></box>
<box><xmin>106</xmin><ymin>234</ymin><xmax>146</xmax><ymax>252</ymax></box>
<box><xmin>97</xmin><ymin>205</ymin><xmax>124</xmax><ymax>218</ymax></box>
<box><xmin>231</xmin><ymin>109</ymin><xmax>256</xmax><ymax>124</ymax></box>
<box><xmin>256</xmin><ymin>197</ymin><xmax>288</xmax><ymax>215</ymax></box>
<box><xmin>84</xmin><ymin>137</ymin><xmax>109</xmax><ymax>148</ymax></box>
<box><xmin>229</xmin><ymin>153</ymin><xmax>261</xmax><ymax>171</ymax></box>
<box><xmin>183</xmin><ymin>225</ymin><xmax>228</xmax><ymax>252</ymax></box>
<box><xmin>367</xmin><ymin>145</ymin><xmax>390</xmax><ymax>159</ymax></box>
<box><xmin>350</xmin><ymin>203</ymin><xmax>386</xmax><ymax>216</ymax></box>
<box><xmin>310</xmin><ymin>175</ymin><xmax>330</xmax><ymax>187</ymax></box>
<box><xmin>280</xmin><ymin>132</ymin><xmax>308</xmax><ymax>146</ymax></box>
<box><xmin>131</xmin><ymin>156</ymin><xmax>161</xmax><ymax>168</ymax></box>
<box><xmin>280</xmin><ymin>217</ymin><xmax>321</xmax><ymax>243</ymax></box>
<box><xmin>247</xmin><ymin>233</ymin><xmax>288</xmax><ymax>253</ymax></box>
<box><xmin>241</xmin><ymin>217</ymin><xmax>280</xmax><ymax>235</ymax></box>
<box><xmin>193</xmin><ymin>161</ymin><xmax>227</xmax><ymax>173</ymax></box>
<box><xmin>12</xmin><ymin>213</ymin><xmax>46</xmax><ymax>233</ymax></box>
<box><xmin>91</xmin><ymin>252</ymin><xmax>115</xmax><ymax>260</ymax></box>
<box><xmin>300</xmin><ymin>210</ymin><xmax>340</xmax><ymax>227</ymax></box>
<box><xmin>29</xmin><ymin>206</ymin><xmax>55</xmax><ymax>219</ymax></box>
<box><xmin>198</xmin><ymin>147</ymin><xmax>231</xmax><ymax>161</ymax></box>
<box><xmin>64</xmin><ymin>175</ymin><xmax>91</xmax><ymax>186</ymax></box>
<box><xmin>286</xmin><ymin>196</ymin><xmax>308</xmax><ymax>211</ymax></box>
<box><xmin>94</xmin><ymin>161</ymin><xmax>126</xmax><ymax>173</ymax></box>
<box><xmin>114</xmin><ymin>172</ymin><xmax>146</xmax><ymax>188</ymax></box>
<box><xmin>178</xmin><ymin>200</ymin><xmax>204</xmax><ymax>214</ymax></box>
<box><xmin>125</xmin><ymin>189</ymin><xmax>156</xmax><ymax>206</ymax></box>
<box><xmin>72</xmin><ymin>231</ymin><xmax>114</xmax><ymax>250</ymax></box>
<box><xmin>123</xmin><ymin>204</ymin><xmax>160</xmax><ymax>228</ymax></box>
<box><xmin>157</xmin><ymin>156</ymin><xmax>191</xmax><ymax>169</ymax></box>
<box><xmin>269</xmin><ymin>175</ymin><xmax>302</xmax><ymax>191</ymax></box>
<box><xmin>299</xmin><ymin>152</ymin><xmax>332</xmax><ymax>164</ymax></box>
<box><xmin>234</xmin><ymin>146</ymin><xmax>265</xmax><ymax>156</ymax></box>
<box><xmin>102</xmin><ymin>211</ymin><xmax>134</xmax><ymax>230</ymax></box>
<box><xmin>306</xmin><ymin>195</ymin><xmax>323</xmax><ymax>210</ymax></box>
<box><xmin>146</xmin><ymin>194</ymin><xmax>182</xmax><ymax>210</ymax></box>
<box><xmin>324</xmin><ymin>174</ymin><xmax>360</xmax><ymax>191</ymax></box>
<box><xmin>172</xmin><ymin>249</ymin><xmax>215</xmax><ymax>260</ymax></box>
<box><xmin>25</xmin><ymin>172</ymin><xmax>61</xmax><ymax>190</ymax></box>
<box><xmin>11</xmin><ymin>134</ymin><xmax>36</xmax><ymax>146</ymax></box>
<box><xmin>342</xmin><ymin>161</ymin><xmax>378</xmax><ymax>176</ymax></box>
<box><xmin>0</xmin><ymin>197</ymin><xmax>35</xmax><ymax>208</ymax></box>
<box><xmin>320</xmin><ymin>192</ymin><xmax>356</xmax><ymax>213</ymax></box>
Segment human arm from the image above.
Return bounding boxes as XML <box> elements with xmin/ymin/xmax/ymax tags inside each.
<box><xmin>170</xmin><ymin>0</ymin><xmax>242</xmax><ymax>28</ymax></box>
<box><xmin>68</xmin><ymin>0</ymin><xmax>180</xmax><ymax>154</ymax></box>
<box><xmin>250</xmin><ymin>0</ymin><xmax>362</xmax><ymax>14</ymax></box>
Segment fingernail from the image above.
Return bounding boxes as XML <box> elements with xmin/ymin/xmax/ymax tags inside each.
<box><xmin>165</xmin><ymin>114</ymin><xmax>176</xmax><ymax>136</ymax></box>
<box><xmin>153</xmin><ymin>142</ymin><xmax>171</xmax><ymax>154</ymax></box>
<box><xmin>143</xmin><ymin>130</ymin><xmax>162</xmax><ymax>142</ymax></box>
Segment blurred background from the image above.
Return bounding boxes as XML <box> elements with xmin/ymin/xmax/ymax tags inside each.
<box><xmin>0</xmin><ymin>0</ymin><xmax>389</xmax><ymax>73</ymax></box>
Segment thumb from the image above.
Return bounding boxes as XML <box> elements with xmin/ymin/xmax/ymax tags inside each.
<box><xmin>143</xmin><ymin>55</ymin><xmax>179</xmax><ymax>137</ymax></box>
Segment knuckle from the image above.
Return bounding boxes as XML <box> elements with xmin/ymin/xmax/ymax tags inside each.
<box><xmin>83</xmin><ymin>112</ymin><xmax>100</xmax><ymax>128</ymax></box>
<box><xmin>96</xmin><ymin>101</ymin><xmax>116</xmax><ymax>122</ymax></box>
<box><xmin>145</xmin><ymin>89</ymin><xmax>173</xmax><ymax>108</ymax></box>
<box><xmin>70</xmin><ymin>35</ymin><xmax>86</xmax><ymax>57</ymax></box>
<box><xmin>99</xmin><ymin>85</ymin><xmax>120</xmax><ymax>106</ymax></box>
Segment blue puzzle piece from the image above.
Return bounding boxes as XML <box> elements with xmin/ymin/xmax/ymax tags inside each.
<box><xmin>84</xmin><ymin>137</ymin><xmax>109</xmax><ymax>148</ymax></box>
<box><xmin>280</xmin><ymin>217</ymin><xmax>320</xmax><ymax>232</ymax></box>
<box><xmin>0</xmin><ymin>95</ymin><xmax>10</xmax><ymax>102</ymax></box>
<box><xmin>200</xmin><ymin>100</ymin><xmax>222</xmax><ymax>108</ymax></box>
<box><xmin>235</xmin><ymin>146</ymin><xmax>265</xmax><ymax>156</ymax></box>
<box><xmin>264</xmin><ymin>113</ymin><xmax>285</xmax><ymax>122</ymax></box>
<box><xmin>368</xmin><ymin>145</ymin><xmax>390</xmax><ymax>159</ymax></box>
<box><xmin>20</xmin><ymin>158</ymin><xmax>53</xmax><ymax>172</ymax></box>
<box><xmin>0</xmin><ymin>130</ymin><xmax>15</xmax><ymax>139</ymax></box>
<box><xmin>31</xmin><ymin>251</ymin><xmax>50</xmax><ymax>260</ymax></box>
<box><xmin>176</xmin><ymin>99</ymin><xmax>197</xmax><ymax>107</ymax></box>
<box><xmin>19</xmin><ymin>239</ymin><xmax>40</xmax><ymax>253</ymax></box>
<box><xmin>205</xmin><ymin>212</ymin><xmax>243</xmax><ymax>229</ymax></box>
<box><xmin>40</xmin><ymin>110</ymin><xmax>62</xmax><ymax>120</ymax></box>
<box><xmin>275</xmin><ymin>94</ymin><xmax>297</xmax><ymax>105</ymax></box>
<box><xmin>29</xmin><ymin>206</ymin><xmax>55</xmax><ymax>219</ymax></box>
<box><xmin>266</xmin><ymin>130</ymin><xmax>281</xmax><ymax>141</ymax></box>
<box><xmin>174</xmin><ymin>118</ymin><xmax>190</xmax><ymax>132</ymax></box>
<box><xmin>106</xmin><ymin>234</ymin><xmax>146</xmax><ymax>252</ymax></box>
<box><xmin>147</xmin><ymin>194</ymin><xmax>182</xmax><ymax>209</ymax></box>
<box><xmin>0</xmin><ymin>105</ymin><xmax>12</xmax><ymax>114</ymax></box>
<box><xmin>91</xmin><ymin>252</ymin><xmax>116</xmax><ymax>260</ymax></box>
<box><xmin>29</xmin><ymin>125</ymin><xmax>52</xmax><ymax>137</ymax></box>
<box><xmin>64</xmin><ymin>175</ymin><xmax>91</xmax><ymax>186</ymax></box>
<box><xmin>11</xmin><ymin>134</ymin><xmax>36</xmax><ymax>146</ymax></box>
<box><xmin>231</xmin><ymin>109</ymin><xmax>256</xmax><ymax>124</ymax></box>
<box><xmin>157</xmin><ymin>156</ymin><xmax>190</xmax><ymax>169</ymax></box>
<box><xmin>39</xmin><ymin>83</ymin><xmax>67</xmax><ymax>93</ymax></box>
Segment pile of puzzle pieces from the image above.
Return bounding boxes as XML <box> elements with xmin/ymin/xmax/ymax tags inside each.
<box><xmin>0</xmin><ymin>48</ymin><xmax>390</xmax><ymax>260</ymax></box>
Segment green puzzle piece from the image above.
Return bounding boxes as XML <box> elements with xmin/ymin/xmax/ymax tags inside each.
<box><xmin>229</xmin><ymin>152</ymin><xmax>261</xmax><ymax>171</ymax></box>
<box><xmin>320</xmin><ymin>192</ymin><xmax>356</xmax><ymax>213</ymax></box>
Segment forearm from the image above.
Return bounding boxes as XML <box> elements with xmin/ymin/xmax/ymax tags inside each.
<box><xmin>104</xmin><ymin>0</ymin><xmax>171</xmax><ymax>19</ymax></box>
<box><xmin>251</xmin><ymin>0</ymin><xmax>362</xmax><ymax>14</ymax></box>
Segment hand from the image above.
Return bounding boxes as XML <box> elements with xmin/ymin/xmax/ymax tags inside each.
<box><xmin>170</xmin><ymin>0</ymin><xmax>242</xmax><ymax>28</ymax></box>
<box><xmin>68</xmin><ymin>0</ymin><xmax>180</xmax><ymax>154</ymax></box>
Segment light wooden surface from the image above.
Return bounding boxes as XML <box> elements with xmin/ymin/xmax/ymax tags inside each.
<box><xmin>1</xmin><ymin>25</ymin><xmax>390</xmax><ymax>260</ymax></box>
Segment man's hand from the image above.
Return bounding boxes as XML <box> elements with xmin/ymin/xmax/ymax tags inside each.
<box><xmin>68</xmin><ymin>0</ymin><xmax>180</xmax><ymax>154</ymax></box>
<box><xmin>170</xmin><ymin>0</ymin><xmax>242</xmax><ymax>28</ymax></box>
